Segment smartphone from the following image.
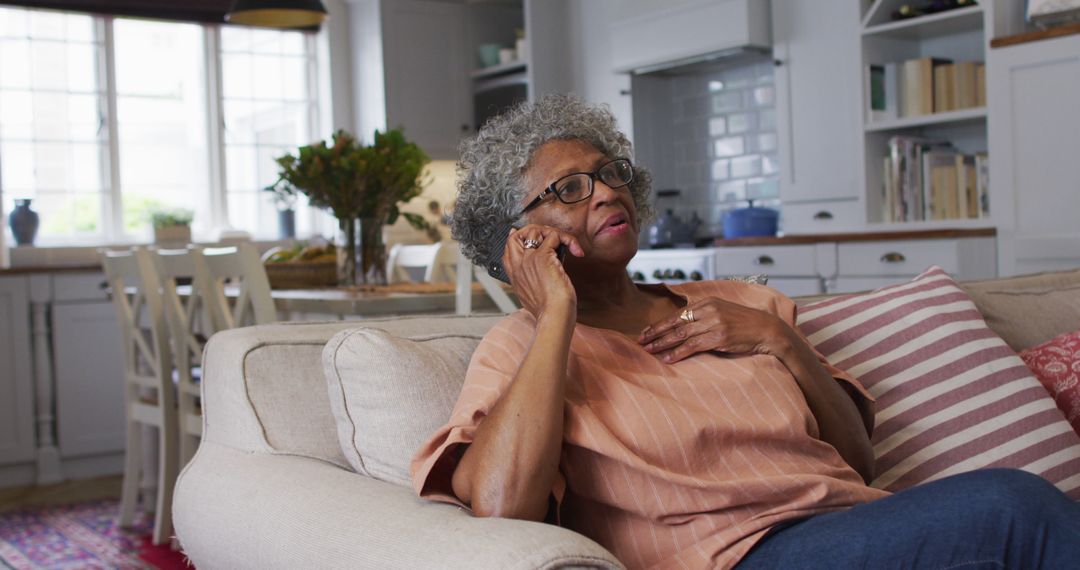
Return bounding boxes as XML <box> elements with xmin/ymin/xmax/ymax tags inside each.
<box><xmin>485</xmin><ymin>225</ymin><xmax>568</xmax><ymax>284</ymax></box>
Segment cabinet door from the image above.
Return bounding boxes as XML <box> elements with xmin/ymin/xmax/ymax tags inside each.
<box><xmin>989</xmin><ymin>34</ymin><xmax>1080</xmax><ymax>276</ymax></box>
<box><xmin>772</xmin><ymin>0</ymin><xmax>861</xmax><ymax>204</ymax></box>
<box><xmin>0</xmin><ymin>277</ymin><xmax>35</xmax><ymax>466</ymax></box>
<box><xmin>382</xmin><ymin>0</ymin><xmax>470</xmax><ymax>160</ymax></box>
<box><xmin>51</xmin><ymin>301</ymin><xmax>126</xmax><ymax>459</ymax></box>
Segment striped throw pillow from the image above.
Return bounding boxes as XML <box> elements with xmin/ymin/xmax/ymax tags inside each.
<box><xmin>797</xmin><ymin>266</ymin><xmax>1080</xmax><ymax>498</ymax></box>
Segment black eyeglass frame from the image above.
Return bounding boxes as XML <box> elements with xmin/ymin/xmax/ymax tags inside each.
<box><xmin>519</xmin><ymin>158</ymin><xmax>634</xmax><ymax>215</ymax></box>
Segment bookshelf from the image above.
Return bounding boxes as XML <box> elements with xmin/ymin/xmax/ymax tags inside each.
<box><xmin>857</xmin><ymin>0</ymin><xmax>1006</xmax><ymax>227</ymax></box>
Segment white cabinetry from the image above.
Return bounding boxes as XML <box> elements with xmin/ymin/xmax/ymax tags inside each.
<box><xmin>50</xmin><ymin>274</ymin><xmax>126</xmax><ymax>462</ymax></box>
<box><xmin>609</xmin><ymin>0</ymin><xmax>770</xmax><ymax>73</ymax></box>
<box><xmin>772</xmin><ymin>0</ymin><xmax>863</xmax><ymax>234</ymax></box>
<box><xmin>988</xmin><ymin>33</ymin><xmax>1080</xmax><ymax>276</ymax></box>
<box><xmin>353</xmin><ymin>0</ymin><xmax>470</xmax><ymax>160</ymax></box>
<box><xmin>830</xmin><ymin>236</ymin><xmax>996</xmax><ymax>293</ymax></box>
<box><xmin>0</xmin><ymin>276</ymin><xmax>35</xmax><ymax>472</ymax></box>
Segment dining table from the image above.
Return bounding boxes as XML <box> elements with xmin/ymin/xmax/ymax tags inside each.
<box><xmin>263</xmin><ymin>281</ymin><xmax>503</xmax><ymax>319</ymax></box>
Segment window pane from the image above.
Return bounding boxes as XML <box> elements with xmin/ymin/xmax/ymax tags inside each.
<box><xmin>29</xmin><ymin>10</ymin><xmax>65</xmax><ymax>40</ymax></box>
<box><xmin>67</xmin><ymin>42</ymin><xmax>98</xmax><ymax>92</ymax></box>
<box><xmin>114</xmin><ymin>18</ymin><xmax>210</xmax><ymax>239</ymax></box>
<box><xmin>0</xmin><ymin>91</ymin><xmax>32</xmax><ymax>138</ymax></box>
<box><xmin>221</xmin><ymin>26</ymin><xmax>318</xmax><ymax>239</ymax></box>
<box><xmin>30</xmin><ymin>39</ymin><xmax>67</xmax><ymax>90</ymax></box>
<box><xmin>0</xmin><ymin>8</ymin><xmax>28</xmax><ymax>39</ymax></box>
<box><xmin>0</xmin><ymin>39</ymin><xmax>31</xmax><ymax>88</ymax></box>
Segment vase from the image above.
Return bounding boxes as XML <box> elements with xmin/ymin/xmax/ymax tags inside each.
<box><xmin>358</xmin><ymin>216</ymin><xmax>388</xmax><ymax>285</ymax></box>
<box><xmin>9</xmin><ymin>199</ymin><xmax>40</xmax><ymax>246</ymax></box>
<box><xmin>278</xmin><ymin>209</ymin><xmax>296</xmax><ymax>239</ymax></box>
<box><xmin>338</xmin><ymin>217</ymin><xmax>360</xmax><ymax>286</ymax></box>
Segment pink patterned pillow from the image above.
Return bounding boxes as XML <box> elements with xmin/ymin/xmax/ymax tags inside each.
<box><xmin>797</xmin><ymin>266</ymin><xmax>1080</xmax><ymax>498</ymax></box>
<box><xmin>1020</xmin><ymin>329</ymin><xmax>1080</xmax><ymax>438</ymax></box>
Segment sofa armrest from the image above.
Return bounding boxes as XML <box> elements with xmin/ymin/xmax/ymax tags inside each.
<box><xmin>175</xmin><ymin>441</ymin><xmax>623</xmax><ymax>570</ymax></box>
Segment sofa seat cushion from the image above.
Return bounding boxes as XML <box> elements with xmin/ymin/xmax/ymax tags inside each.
<box><xmin>961</xmin><ymin>268</ymin><xmax>1080</xmax><ymax>351</ymax></box>
<box><xmin>1020</xmin><ymin>328</ymin><xmax>1080</xmax><ymax>438</ymax></box>
<box><xmin>323</xmin><ymin>327</ymin><xmax>485</xmax><ymax>486</ymax></box>
<box><xmin>797</xmin><ymin>266</ymin><xmax>1080</xmax><ymax>498</ymax></box>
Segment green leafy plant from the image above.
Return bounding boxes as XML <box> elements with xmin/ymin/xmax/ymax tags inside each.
<box><xmin>266</xmin><ymin>128</ymin><xmax>432</xmax><ymax>231</ymax></box>
<box><xmin>149</xmin><ymin>207</ymin><xmax>194</xmax><ymax>229</ymax></box>
<box><xmin>267</xmin><ymin>128</ymin><xmax>433</xmax><ymax>284</ymax></box>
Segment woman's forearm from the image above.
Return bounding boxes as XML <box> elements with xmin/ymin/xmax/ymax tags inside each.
<box><xmin>775</xmin><ymin>326</ymin><xmax>876</xmax><ymax>483</ymax></box>
<box><xmin>452</xmin><ymin>303</ymin><xmax>576</xmax><ymax>520</ymax></box>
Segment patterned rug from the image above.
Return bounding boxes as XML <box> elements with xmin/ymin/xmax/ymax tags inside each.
<box><xmin>0</xmin><ymin>500</ymin><xmax>191</xmax><ymax>569</ymax></box>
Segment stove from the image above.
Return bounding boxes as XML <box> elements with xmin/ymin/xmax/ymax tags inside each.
<box><xmin>627</xmin><ymin>247</ymin><xmax>720</xmax><ymax>284</ymax></box>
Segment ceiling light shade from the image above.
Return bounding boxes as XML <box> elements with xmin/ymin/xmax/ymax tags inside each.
<box><xmin>226</xmin><ymin>0</ymin><xmax>327</xmax><ymax>29</ymax></box>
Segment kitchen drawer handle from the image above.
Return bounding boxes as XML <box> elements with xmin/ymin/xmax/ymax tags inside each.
<box><xmin>880</xmin><ymin>252</ymin><xmax>906</xmax><ymax>263</ymax></box>
<box><xmin>755</xmin><ymin>255</ymin><xmax>775</xmax><ymax>266</ymax></box>
<box><xmin>813</xmin><ymin>210</ymin><xmax>834</xmax><ymax>220</ymax></box>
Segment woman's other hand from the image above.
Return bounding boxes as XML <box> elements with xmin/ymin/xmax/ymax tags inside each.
<box><xmin>504</xmin><ymin>224</ymin><xmax>584</xmax><ymax>319</ymax></box>
<box><xmin>637</xmin><ymin>297</ymin><xmax>794</xmax><ymax>364</ymax></box>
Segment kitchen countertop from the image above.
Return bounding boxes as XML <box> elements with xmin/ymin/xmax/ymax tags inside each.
<box><xmin>0</xmin><ymin>264</ymin><xmax>102</xmax><ymax>276</ymax></box>
<box><xmin>711</xmin><ymin>227</ymin><xmax>996</xmax><ymax>247</ymax></box>
<box><xmin>992</xmin><ymin>23</ymin><xmax>1080</xmax><ymax>48</ymax></box>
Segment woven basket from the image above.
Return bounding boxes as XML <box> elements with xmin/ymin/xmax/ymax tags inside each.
<box><xmin>264</xmin><ymin>260</ymin><xmax>338</xmax><ymax>289</ymax></box>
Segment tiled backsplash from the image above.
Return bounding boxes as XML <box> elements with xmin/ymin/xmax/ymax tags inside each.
<box><xmin>657</xmin><ymin>57</ymin><xmax>780</xmax><ymax>234</ymax></box>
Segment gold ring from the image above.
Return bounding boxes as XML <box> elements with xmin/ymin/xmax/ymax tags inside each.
<box><xmin>679</xmin><ymin>308</ymin><xmax>694</xmax><ymax>323</ymax></box>
<box><xmin>522</xmin><ymin>239</ymin><xmax>541</xmax><ymax>249</ymax></box>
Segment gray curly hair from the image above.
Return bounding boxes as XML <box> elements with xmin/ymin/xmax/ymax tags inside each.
<box><xmin>450</xmin><ymin>94</ymin><xmax>653</xmax><ymax>266</ymax></box>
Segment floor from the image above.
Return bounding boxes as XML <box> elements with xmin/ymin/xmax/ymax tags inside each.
<box><xmin>0</xmin><ymin>475</ymin><xmax>122</xmax><ymax>513</ymax></box>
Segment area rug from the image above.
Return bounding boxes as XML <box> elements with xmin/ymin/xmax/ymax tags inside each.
<box><xmin>0</xmin><ymin>499</ymin><xmax>191</xmax><ymax>569</ymax></box>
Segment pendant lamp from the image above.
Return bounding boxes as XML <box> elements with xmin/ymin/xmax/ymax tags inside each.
<box><xmin>226</xmin><ymin>0</ymin><xmax>328</xmax><ymax>29</ymax></box>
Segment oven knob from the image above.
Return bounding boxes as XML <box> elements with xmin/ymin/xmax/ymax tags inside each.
<box><xmin>631</xmin><ymin>271</ymin><xmax>645</xmax><ymax>281</ymax></box>
<box><xmin>672</xmin><ymin>269</ymin><xmax>686</xmax><ymax>280</ymax></box>
<box><xmin>652</xmin><ymin>269</ymin><xmax>664</xmax><ymax>280</ymax></box>
<box><xmin>690</xmin><ymin>270</ymin><xmax>703</xmax><ymax>281</ymax></box>
<box><xmin>662</xmin><ymin>269</ymin><xmax>673</xmax><ymax>279</ymax></box>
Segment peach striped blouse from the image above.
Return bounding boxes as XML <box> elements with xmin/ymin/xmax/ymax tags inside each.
<box><xmin>411</xmin><ymin>280</ymin><xmax>890</xmax><ymax>569</ymax></box>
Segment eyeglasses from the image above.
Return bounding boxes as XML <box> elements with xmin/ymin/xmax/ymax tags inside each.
<box><xmin>520</xmin><ymin>158</ymin><xmax>634</xmax><ymax>215</ymax></box>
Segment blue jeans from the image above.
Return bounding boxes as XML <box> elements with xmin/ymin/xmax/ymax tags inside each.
<box><xmin>736</xmin><ymin>469</ymin><xmax>1080</xmax><ymax>569</ymax></box>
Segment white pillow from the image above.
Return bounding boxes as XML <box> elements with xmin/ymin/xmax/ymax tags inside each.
<box><xmin>323</xmin><ymin>328</ymin><xmax>482</xmax><ymax>486</ymax></box>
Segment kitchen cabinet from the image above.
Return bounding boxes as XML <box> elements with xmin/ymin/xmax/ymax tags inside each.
<box><xmin>829</xmin><ymin>236</ymin><xmax>996</xmax><ymax>293</ymax></box>
<box><xmin>353</xmin><ymin>0</ymin><xmax>470</xmax><ymax>160</ymax></box>
<box><xmin>0</xmin><ymin>276</ymin><xmax>36</xmax><ymax>471</ymax></box>
<box><xmin>988</xmin><ymin>32</ymin><xmax>1080</xmax><ymax>276</ymax></box>
<box><xmin>50</xmin><ymin>274</ymin><xmax>126</xmax><ymax>461</ymax></box>
<box><xmin>771</xmin><ymin>0</ymin><xmax>863</xmax><ymax>229</ymax></box>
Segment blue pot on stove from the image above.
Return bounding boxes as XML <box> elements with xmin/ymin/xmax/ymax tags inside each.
<box><xmin>722</xmin><ymin>201</ymin><xmax>779</xmax><ymax>239</ymax></box>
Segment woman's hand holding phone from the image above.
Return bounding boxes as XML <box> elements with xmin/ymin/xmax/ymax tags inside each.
<box><xmin>504</xmin><ymin>224</ymin><xmax>583</xmax><ymax>320</ymax></box>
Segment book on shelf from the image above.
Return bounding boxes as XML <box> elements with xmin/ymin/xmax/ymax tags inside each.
<box><xmin>954</xmin><ymin>61</ymin><xmax>979</xmax><ymax>110</ymax></box>
<box><xmin>868</xmin><ymin>62</ymin><xmax>900</xmax><ymax>122</ymax></box>
<box><xmin>975</xmin><ymin>153</ymin><xmax>989</xmax><ymax>218</ymax></box>
<box><xmin>975</xmin><ymin>63</ymin><xmax>986</xmax><ymax>107</ymax></box>
<box><xmin>902</xmin><ymin>57</ymin><xmax>951</xmax><ymax>117</ymax></box>
<box><xmin>934</xmin><ymin>64</ymin><xmax>955</xmax><ymax>113</ymax></box>
<box><xmin>883</xmin><ymin>136</ymin><xmax>988</xmax><ymax>223</ymax></box>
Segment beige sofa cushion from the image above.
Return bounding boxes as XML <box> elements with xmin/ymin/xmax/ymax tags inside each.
<box><xmin>961</xmin><ymin>268</ymin><xmax>1080</xmax><ymax>352</ymax></box>
<box><xmin>323</xmin><ymin>327</ymin><xmax>483</xmax><ymax>486</ymax></box>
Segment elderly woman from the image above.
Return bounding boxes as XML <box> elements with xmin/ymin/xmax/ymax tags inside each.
<box><xmin>411</xmin><ymin>95</ymin><xmax>1080</xmax><ymax>569</ymax></box>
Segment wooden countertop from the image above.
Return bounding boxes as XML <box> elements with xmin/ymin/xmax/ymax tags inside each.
<box><xmin>712</xmin><ymin>227</ymin><xmax>996</xmax><ymax>247</ymax></box>
<box><xmin>992</xmin><ymin>23</ymin><xmax>1080</xmax><ymax>48</ymax></box>
<box><xmin>0</xmin><ymin>264</ymin><xmax>101</xmax><ymax>276</ymax></box>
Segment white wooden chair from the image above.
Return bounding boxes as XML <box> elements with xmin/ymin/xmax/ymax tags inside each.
<box><xmin>386</xmin><ymin>242</ymin><xmax>440</xmax><ymax>284</ymax></box>
<box><xmin>150</xmin><ymin>247</ymin><xmax>210</xmax><ymax>469</ymax></box>
<box><xmin>101</xmin><ymin>247</ymin><xmax>178</xmax><ymax>546</ymax></box>
<box><xmin>192</xmin><ymin>243</ymin><xmax>276</xmax><ymax>330</ymax></box>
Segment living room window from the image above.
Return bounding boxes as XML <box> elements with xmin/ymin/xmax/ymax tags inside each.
<box><xmin>0</xmin><ymin>6</ymin><xmax>326</xmax><ymax>244</ymax></box>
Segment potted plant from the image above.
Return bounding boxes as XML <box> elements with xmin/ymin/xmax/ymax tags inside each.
<box><xmin>267</xmin><ymin>129</ymin><xmax>432</xmax><ymax>285</ymax></box>
<box><xmin>150</xmin><ymin>208</ymin><xmax>194</xmax><ymax>246</ymax></box>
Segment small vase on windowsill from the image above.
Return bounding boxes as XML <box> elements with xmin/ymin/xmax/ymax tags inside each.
<box><xmin>9</xmin><ymin>199</ymin><xmax>40</xmax><ymax>246</ymax></box>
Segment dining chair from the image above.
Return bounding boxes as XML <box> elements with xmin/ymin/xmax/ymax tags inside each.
<box><xmin>192</xmin><ymin>242</ymin><xmax>276</xmax><ymax>330</ymax></box>
<box><xmin>101</xmin><ymin>247</ymin><xmax>178</xmax><ymax>546</ymax></box>
<box><xmin>150</xmin><ymin>247</ymin><xmax>210</xmax><ymax>469</ymax></box>
<box><xmin>386</xmin><ymin>241</ymin><xmax>458</xmax><ymax>284</ymax></box>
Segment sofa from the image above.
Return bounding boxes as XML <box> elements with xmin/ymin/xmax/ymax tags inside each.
<box><xmin>173</xmin><ymin>267</ymin><xmax>1080</xmax><ymax>569</ymax></box>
